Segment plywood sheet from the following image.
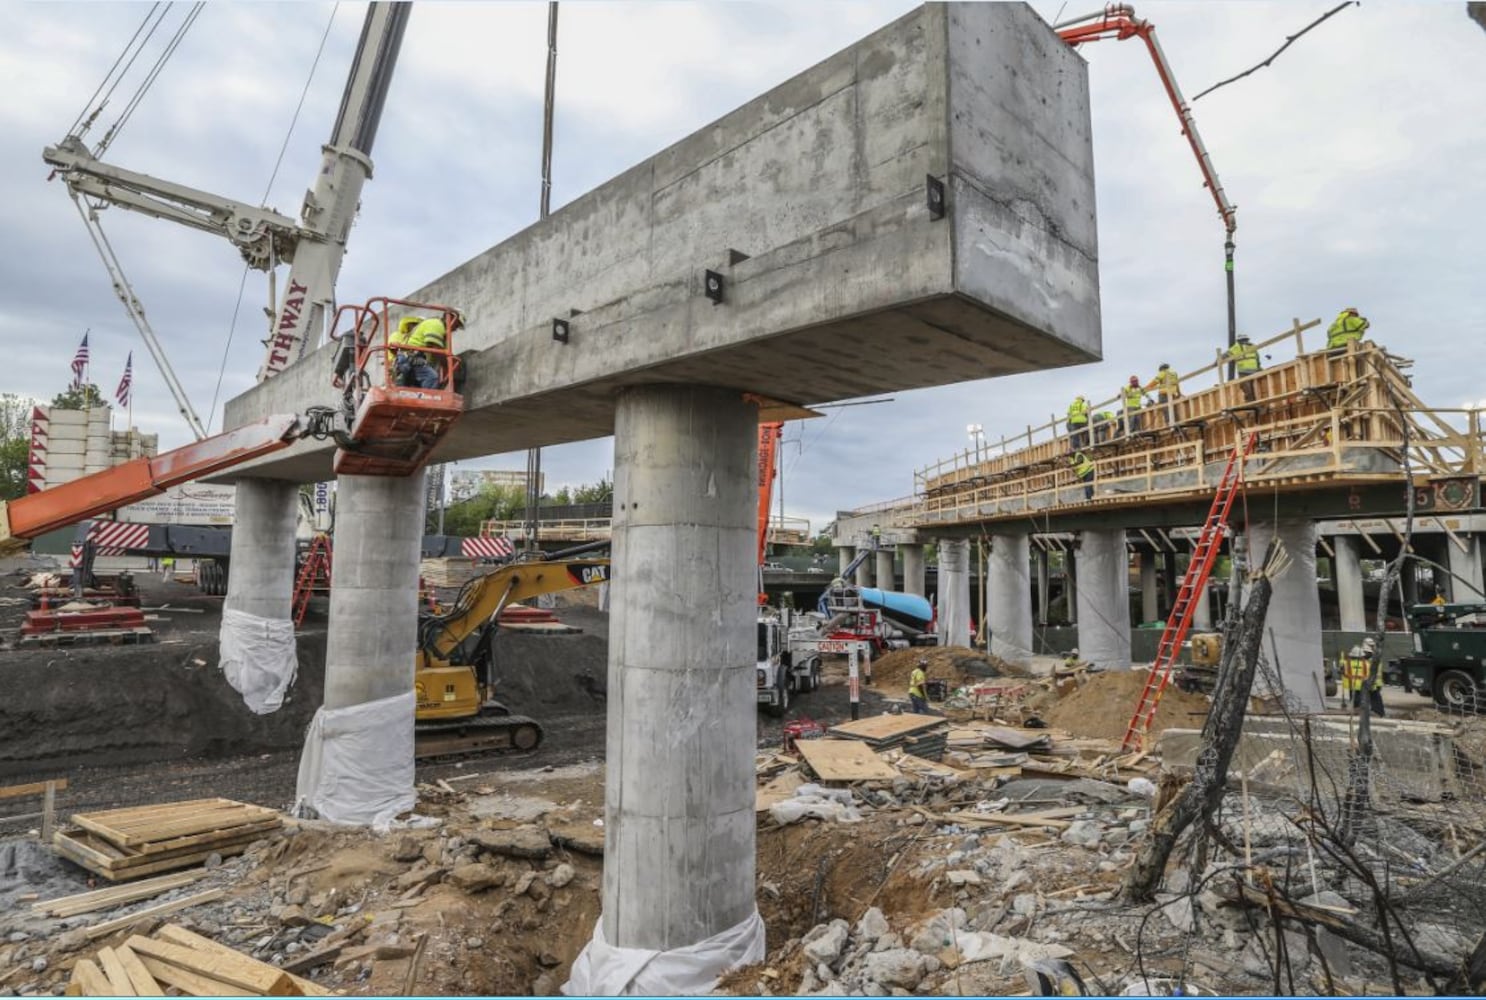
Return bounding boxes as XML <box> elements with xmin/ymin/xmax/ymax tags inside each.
<box><xmin>796</xmin><ymin>740</ymin><xmax>899</xmax><ymax>782</ymax></box>
<box><xmin>828</xmin><ymin>714</ymin><xmax>943</xmax><ymax>743</ymax></box>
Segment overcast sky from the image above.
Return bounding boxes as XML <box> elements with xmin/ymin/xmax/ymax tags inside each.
<box><xmin>4</xmin><ymin>1</ymin><xmax>1483</xmax><ymax>533</ymax></box>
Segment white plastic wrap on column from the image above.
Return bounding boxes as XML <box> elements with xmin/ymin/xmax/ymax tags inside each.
<box><xmin>988</xmin><ymin>534</ymin><xmax>1034</xmax><ymax>664</ymax></box>
<box><xmin>294</xmin><ymin>690</ymin><xmax>415</xmax><ymax>828</ymax></box>
<box><xmin>219</xmin><ymin>608</ymin><xmax>298</xmax><ymax>714</ymax></box>
<box><xmin>563</xmin><ymin>910</ymin><xmax>765</xmax><ymax>996</ymax></box>
<box><xmin>1075</xmin><ymin>529</ymin><xmax>1130</xmax><ymax>670</ymax></box>
<box><xmin>1245</xmin><ymin>520</ymin><xmax>1324</xmax><ymax>711</ymax></box>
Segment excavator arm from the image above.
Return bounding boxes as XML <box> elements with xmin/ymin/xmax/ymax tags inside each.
<box><xmin>0</xmin><ymin>414</ymin><xmax>311</xmax><ymax>555</ymax></box>
<box><xmin>419</xmin><ymin>559</ymin><xmax>612</xmax><ymax>661</ymax></box>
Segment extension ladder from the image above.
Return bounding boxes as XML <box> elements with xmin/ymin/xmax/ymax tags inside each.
<box><xmin>292</xmin><ymin>534</ymin><xmax>333</xmax><ymax>627</ymax></box>
<box><xmin>1122</xmin><ymin>432</ymin><xmax>1257</xmax><ymax>751</ymax></box>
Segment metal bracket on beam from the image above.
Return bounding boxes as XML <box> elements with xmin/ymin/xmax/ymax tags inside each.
<box><xmin>704</xmin><ymin>269</ymin><xmax>725</xmax><ymax>305</ymax></box>
<box><xmin>552</xmin><ymin>318</ymin><xmax>570</xmax><ymax>344</ymax></box>
<box><xmin>926</xmin><ymin>174</ymin><xmax>946</xmax><ymax>221</ymax></box>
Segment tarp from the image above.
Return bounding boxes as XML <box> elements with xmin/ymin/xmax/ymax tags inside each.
<box><xmin>294</xmin><ymin>690</ymin><xmax>415</xmax><ymax>829</ymax></box>
<box><xmin>219</xmin><ymin>608</ymin><xmax>298</xmax><ymax>714</ymax></box>
<box><xmin>563</xmin><ymin>910</ymin><xmax>765</xmax><ymax>996</ymax></box>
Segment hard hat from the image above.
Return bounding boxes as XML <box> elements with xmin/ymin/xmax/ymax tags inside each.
<box><xmin>1362</xmin><ymin>637</ymin><xmax>1376</xmax><ymax>652</ymax></box>
<box><xmin>449</xmin><ymin>308</ymin><xmax>466</xmax><ymax>329</ymax></box>
<box><xmin>1237</xmin><ymin>334</ymin><xmax>1251</xmax><ymax>342</ymax></box>
<box><xmin>1159</xmin><ymin>363</ymin><xmax>1170</xmax><ymax>371</ymax></box>
<box><xmin>397</xmin><ymin>316</ymin><xmax>422</xmax><ymax>334</ymax></box>
<box><xmin>1068</xmin><ymin>648</ymin><xmax>1079</xmax><ymax>656</ymax></box>
<box><xmin>1129</xmin><ymin>375</ymin><xmax>1140</xmax><ymax>385</ymax></box>
<box><xmin>1349</xmin><ymin>645</ymin><xmax>1363</xmax><ymax>657</ymax></box>
<box><xmin>1345</xmin><ymin>306</ymin><xmax>1359</xmax><ymax>314</ymax></box>
<box><xmin>917</xmin><ymin>657</ymin><xmax>928</xmax><ymax>667</ymax></box>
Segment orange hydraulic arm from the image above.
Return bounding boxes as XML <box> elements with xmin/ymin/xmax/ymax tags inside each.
<box><xmin>1056</xmin><ymin>4</ymin><xmax>1240</xmax><ymax>346</ymax></box>
<box><xmin>756</xmin><ymin>421</ymin><xmax>783</xmax><ymax>568</ymax></box>
<box><xmin>0</xmin><ymin>414</ymin><xmax>308</xmax><ymax>553</ymax></box>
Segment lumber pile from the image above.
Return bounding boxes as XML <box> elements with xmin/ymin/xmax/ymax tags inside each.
<box><xmin>828</xmin><ymin>713</ymin><xmax>949</xmax><ymax>760</ymax></box>
<box><xmin>32</xmin><ymin>871</ymin><xmax>203</xmax><ymax>918</ymax></box>
<box><xmin>418</xmin><ymin>557</ymin><xmax>479</xmax><ymax>588</ymax></box>
<box><xmin>53</xmin><ymin>798</ymin><xmax>281</xmax><ymax>882</ymax></box>
<box><xmin>67</xmin><ymin>924</ymin><xmax>334</xmax><ymax>996</ymax></box>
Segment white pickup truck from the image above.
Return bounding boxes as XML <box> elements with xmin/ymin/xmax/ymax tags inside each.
<box><xmin>756</xmin><ymin>613</ymin><xmax>822</xmax><ymax>716</ymax></box>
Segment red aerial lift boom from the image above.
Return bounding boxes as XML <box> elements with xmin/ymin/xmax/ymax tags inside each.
<box><xmin>1056</xmin><ymin>4</ymin><xmax>1240</xmax><ymax>347</ymax></box>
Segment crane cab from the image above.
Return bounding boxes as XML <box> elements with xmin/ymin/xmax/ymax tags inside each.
<box><xmin>330</xmin><ymin>297</ymin><xmax>464</xmax><ymax>477</ymax></box>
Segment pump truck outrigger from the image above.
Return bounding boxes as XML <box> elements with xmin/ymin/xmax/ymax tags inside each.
<box><xmin>0</xmin><ymin>295</ymin><xmax>465</xmax><ymax>556</ymax></box>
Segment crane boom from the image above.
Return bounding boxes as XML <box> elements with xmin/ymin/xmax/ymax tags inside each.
<box><xmin>1056</xmin><ymin>4</ymin><xmax>1240</xmax><ymax>346</ymax></box>
<box><xmin>757</xmin><ymin>421</ymin><xmax>783</xmax><ymax>568</ymax></box>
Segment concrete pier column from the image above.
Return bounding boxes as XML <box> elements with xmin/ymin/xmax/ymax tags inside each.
<box><xmin>1333</xmin><ymin>535</ymin><xmax>1366</xmax><ymax>632</ymax></box>
<box><xmin>295</xmin><ymin>472</ymin><xmax>425</xmax><ymax>825</ymax></box>
<box><xmin>875</xmin><ymin>549</ymin><xmax>895</xmax><ymax>591</ymax></box>
<box><xmin>1245</xmin><ymin>520</ymin><xmax>1325</xmax><ymax>712</ymax></box>
<box><xmin>220</xmin><ymin>479</ymin><xmax>299</xmax><ymax>711</ymax></box>
<box><xmin>854</xmin><ymin>543</ymin><xmax>873</xmax><ymax>587</ymax></box>
<box><xmin>1448</xmin><ymin>533</ymin><xmax>1485</xmax><ymax>602</ymax></box>
<box><xmin>1035</xmin><ymin>547</ymin><xmax>1051</xmax><ymax>626</ymax></box>
<box><xmin>1161</xmin><ymin>550</ymin><xmax>1180</xmax><ymax>618</ymax></box>
<box><xmin>937</xmin><ymin>538</ymin><xmax>971</xmax><ymax>647</ymax></box>
<box><xmin>1065</xmin><ymin>550</ymin><xmax>1078</xmax><ymax>625</ymax></box>
<box><xmin>587</xmin><ymin>385</ymin><xmax>760</xmax><ymax>978</ymax></box>
<box><xmin>838</xmin><ymin>546</ymin><xmax>855</xmax><ymax>577</ymax></box>
<box><xmin>1402</xmin><ymin>558</ymin><xmax>1420</xmax><ymax>609</ymax></box>
<box><xmin>1192</xmin><ymin>576</ymin><xmax>1213</xmax><ymax>629</ymax></box>
<box><xmin>988</xmin><ymin>532</ymin><xmax>1033</xmax><ymax>666</ymax></box>
<box><xmin>1075</xmin><ymin>529</ymin><xmax>1130</xmax><ymax>670</ymax></box>
<box><xmin>902</xmin><ymin>545</ymin><xmax>926</xmax><ymax>597</ymax></box>
<box><xmin>1139</xmin><ymin>554</ymin><xmax>1159</xmax><ymax>623</ymax></box>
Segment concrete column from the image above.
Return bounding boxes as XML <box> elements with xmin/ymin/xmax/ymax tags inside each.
<box><xmin>1333</xmin><ymin>535</ymin><xmax>1366</xmax><ymax>632</ymax></box>
<box><xmin>1075</xmin><ymin>529</ymin><xmax>1130</xmax><ymax>670</ymax></box>
<box><xmin>1192</xmin><ymin>575</ymin><xmax>1213</xmax><ymax>629</ymax></box>
<box><xmin>1065</xmin><ymin>550</ymin><xmax>1078</xmax><ymax>625</ymax></box>
<box><xmin>875</xmin><ymin>549</ymin><xmax>895</xmax><ymax>591</ymax></box>
<box><xmin>937</xmin><ymin>538</ymin><xmax>971</xmax><ymax>647</ymax></box>
<box><xmin>1245</xmin><ymin>520</ymin><xmax>1325</xmax><ymax>712</ymax></box>
<box><xmin>1161</xmin><ymin>550</ymin><xmax>1180</xmax><ymax>618</ymax></box>
<box><xmin>988</xmin><ymin>532</ymin><xmax>1033</xmax><ymax>665</ymax></box>
<box><xmin>599</xmin><ymin>385</ymin><xmax>757</xmax><ymax>962</ymax></box>
<box><xmin>838</xmin><ymin>546</ymin><xmax>855</xmax><ymax>576</ymax></box>
<box><xmin>321</xmin><ymin>474</ymin><xmax>425</xmax><ymax>709</ymax></box>
<box><xmin>901</xmin><ymin>544</ymin><xmax>926</xmax><ymax>597</ymax></box>
<box><xmin>1035</xmin><ymin>547</ymin><xmax>1050</xmax><ymax>626</ymax></box>
<box><xmin>854</xmin><ymin>544</ymin><xmax>873</xmax><ymax>587</ymax></box>
<box><xmin>1448</xmin><ymin>533</ymin><xmax>1485</xmax><ymax>602</ymax></box>
<box><xmin>1401</xmin><ymin>557</ymin><xmax>1420</xmax><ymax>608</ymax></box>
<box><xmin>1139</xmin><ymin>554</ymin><xmax>1159</xmax><ymax>623</ymax></box>
<box><xmin>220</xmin><ymin>479</ymin><xmax>299</xmax><ymax>707</ymax></box>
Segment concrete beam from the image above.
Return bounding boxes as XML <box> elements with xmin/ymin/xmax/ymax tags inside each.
<box><xmin>220</xmin><ymin>4</ymin><xmax>1099</xmax><ymax>483</ymax></box>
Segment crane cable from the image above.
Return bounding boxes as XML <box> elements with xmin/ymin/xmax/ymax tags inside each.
<box><xmin>67</xmin><ymin>2</ymin><xmax>165</xmax><ymax>139</ymax></box>
<box><xmin>207</xmin><ymin>1</ymin><xmax>341</xmax><ymax>432</ymax></box>
<box><xmin>97</xmin><ymin>2</ymin><xmax>206</xmax><ymax>157</ymax></box>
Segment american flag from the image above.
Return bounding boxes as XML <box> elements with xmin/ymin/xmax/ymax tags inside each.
<box><xmin>70</xmin><ymin>332</ymin><xmax>90</xmax><ymax>389</ymax></box>
<box><xmin>115</xmin><ymin>352</ymin><xmax>133</xmax><ymax>408</ymax></box>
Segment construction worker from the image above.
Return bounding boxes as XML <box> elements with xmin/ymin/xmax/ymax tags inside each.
<box><xmin>1070</xmin><ymin>450</ymin><xmax>1094</xmax><ymax>500</ymax></box>
<box><xmin>160</xmin><ymin>555</ymin><xmax>175</xmax><ymax>583</ymax></box>
<box><xmin>1342</xmin><ymin>641</ymin><xmax>1385</xmax><ymax>716</ymax></box>
<box><xmin>403</xmin><ymin>312</ymin><xmax>460</xmax><ymax>389</ymax></box>
<box><xmin>389</xmin><ymin>316</ymin><xmax>423</xmax><ymax>386</ymax></box>
<box><xmin>1326</xmin><ymin>307</ymin><xmax>1370</xmax><ymax>351</ymax></box>
<box><xmin>1432</xmin><ymin>590</ymin><xmax>1448</xmax><ymax>607</ymax></box>
<box><xmin>871</xmin><ymin>524</ymin><xmax>882</xmax><ymax>550</ymax></box>
<box><xmin>1121</xmin><ymin>376</ymin><xmax>1146</xmax><ymax>435</ymax></box>
<box><xmin>1063</xmin><ymin>648</ymin><xmax>1081</xmax><ymax>671</ymax></box>
<box><xmin>1091</xmin><ymin>410</ymin><xmax>1116</xmax><ymax>443</ymax></box>
<box><xmin>1145</xmin><ymin>364</ymin><xmax>1181</xmax><ymax>405</ymax></box>
<box><xmin>1066</xmin><ymin>395</ymin><xmax>1090</xmax><ymax>450</ymax></box>
<box><xmin>909</xmin><ymin>658</ymin><xmax>930</xmax><ymax>714</ymax></box>
<box><xmin>1224</xmin><ymin>334</ymin><xmax>1262</xmax><ymax>402</ymax></box>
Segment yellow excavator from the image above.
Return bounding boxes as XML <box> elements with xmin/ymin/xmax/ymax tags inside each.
<box><xmin>412</xmin><ymin>553</ymin><xmax>610</xmax><ymax>758</ymax></box>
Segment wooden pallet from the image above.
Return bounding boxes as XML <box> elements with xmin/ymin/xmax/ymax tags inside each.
<box><xmin>67</xmin><ymin>923</ymin><xmax>334</xmax><ymax>996</ymax></box>
<box><xmin>54</xmin><ymin>798</ymin><xmax>281</xmax><ymax>882</ymax></box>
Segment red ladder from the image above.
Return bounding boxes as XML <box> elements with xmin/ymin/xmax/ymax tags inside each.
<box><xmin>1122</xmin><ymin>432</ymin><xmax>1257</xmax><ymax>751</ymax></box>
<box><xmin>292</xmin><ymin>535</ymin><xmax>333</xmax><ymax>627</ymax></box>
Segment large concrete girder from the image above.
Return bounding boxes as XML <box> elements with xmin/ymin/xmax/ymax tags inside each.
<box><xmin>219</xmin><ymin>3</ymin><xmax>1098</xmax><ymax>483</ymax></box>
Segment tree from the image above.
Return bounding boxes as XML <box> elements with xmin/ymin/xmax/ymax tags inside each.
<box><xmin>0</xmin><ymin>393</ymin><xmax>35</xmax><ymax>501</ymax></box>
<box><xmin>51</xmin><ymin>384</ymin><xmax>105</xmax><ymax>410</ymax></box>
<box><xmin>572</xmin><ymin>477</ymin><xmax>613</xmax><ymax>504</ymax></box>
<box><xmin>440</xmin><ymin>482</ymin><xmax>526</xmax><ymax>538</ymax></box>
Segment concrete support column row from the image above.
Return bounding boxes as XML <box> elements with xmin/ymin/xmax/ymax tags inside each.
<box><xmin>988</xmin><ymin>532</ymin><xmax>1033</xmax><ymax>665</ymax></box>
<box><xmin>1075</xmin><ymin>529</ymin><xmax>1130</xmax><ymax>670</ymax></box>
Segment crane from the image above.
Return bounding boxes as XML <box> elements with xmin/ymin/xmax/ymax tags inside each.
<box><xmin>1055</xmin><ymin>4</ymin><xmax>1240</xmax><ymax>347</ymax></box>
<box><xmin>43</xmin><ymin>1</ymin><xmax>411</xmax><ymax>439</ymax></box>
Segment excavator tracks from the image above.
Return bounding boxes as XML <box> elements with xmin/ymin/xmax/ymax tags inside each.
<box><xmin>413</xmin><ymin>712</ymin><xmax>544</xmax><ymax>760</ymax></box>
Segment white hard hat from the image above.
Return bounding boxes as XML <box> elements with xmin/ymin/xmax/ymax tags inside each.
<box><xmin>1068</xmin><ymin>648</ymin><xmax>1079</xmax><ymax>657</ymax></box>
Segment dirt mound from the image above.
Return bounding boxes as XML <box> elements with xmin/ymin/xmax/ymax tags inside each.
<box><xmin>1045</xmin><ymin>669</ymin><xmax>1209</xmax><ymax>740</ymax></box>
<box><xmin>872</xmin><ymin>646</ymin><xmax>1029</xmax><ymax>692</ymax></box>
<box><xmin>488</xmin><ymin>626</ymin><xmax>609</xmax><ymax>717</ymax></box>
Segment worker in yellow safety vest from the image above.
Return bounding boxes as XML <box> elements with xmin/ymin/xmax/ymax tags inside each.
<box><xmin>1121</xmin><ymin>376</ymin><xmax>1148</xmax><ymax>435</ymax></box>
<box><xmin>1224</xmin><ymin>335</ymin><xmax>1262</xmax><ymax>402</ymax></box>
<box><xmin>1145</xmin><ymin>364</ymin><xmax>1181</xmax><ymax>405</ymax></box>
<box><xmin>1341</xmin><ymin>639</ymin><xmax>1385</xmax><ymax>716</ymax></box>
<box><xmin>1070</xmin><ymin>450</ymin><xmax>1094</xmax><ymax>500</ymax></box>
<box><xmin>400</xmin><ymin>312</ymin><xmax>464</xmax><ymax>389</ymax></box>
<box><xmin>909</xmin><ymin>658</ymin><xmax>930</xmax><ymax>714</ymax></box>
<box><xmin>1326</xmin><ymin>307</ymin><xmax>1370</xmax><ymax>351</ymax></box>
<box><xmin>1066</xmin><ymin>395</ymin><xmax>1090</xmax><ymax>450</ymax></box>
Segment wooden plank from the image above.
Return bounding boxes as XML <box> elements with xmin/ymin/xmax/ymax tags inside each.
<box><xmin>127</xmin><ymin>934</ymin><xmax>297</xmax><ymax>995</ymax></box>
<box><xmin>0</xmin><ymin>777</ymin><xmax>68</xmax><ymax>800</ymax></box>
<box><xmin>67</xmin><ymin>959</ymin><xmax>112</xmax><ymax>998</ymax></box>
<box><xmin>133</xmin><ymin>818</ymin><xmax>281</xmax><ymax>857</ymax></box>
<box><xmin>114</xmin><ymin>946</ymin><xmax>164</xmax><ymax>997</ymax></box>
<box><xmin>942</xmin><ymin>807</ymin><xmax>1080</xmax><ymax>829</ymax></box>
<box><xmin>54</xmin><ymin>827</ymin><xmax>263</xmax><ymax>880</ymax></box>
<box><xmin>136</xmin><ymin>955</ymin><xmax>242</xmax><ymax>997</ymax></box>
<box><xmin>755</xmin><ymin>770</ymin><xmax>805</xmax><ymax>812</ymax></box>
<box><xmin>96</xmin><ymin>947</ymin><xmax>139</xmax><ymax>996</ymax></box>
<box><xmin>828</xmin><ymin>714</ymin><xmax>944</xmax><ymax>743</ymax></box>
<box><xmin>796</xmin><ymin>739</ymin><xmax>900</xmax><ymax>782</ymax></box>
<box><xmin>77</xmin><ymin>806</ymin><xmax>274</xmax><ymax>848</ymax></box>
<box><xmin>155</xmin><ymin>925</ymin><xmax>330</xmax><ymax>996</ymax></box>
<box><xmin>33</xmin><ymin>870</ymin><xmax>203</xmax><ymax>917</ymax></box>
<box><xmin>84</xmin><ymin>889</ymin><xmax>227</xmax><ymax>940</ymax></box>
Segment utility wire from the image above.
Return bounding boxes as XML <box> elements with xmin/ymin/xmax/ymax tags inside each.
<box><xmin>68</xmin><ymin>3</ymin><xmax>162</xmax><ymax>137</ymax></box>
<box><xmin>100</xmin><ymin>3</ymin><xmax>205</xmax><ymax>156</ymax></box>
<box><xmin>208</xmin><ymin>2</ymin><xmax>341</xmax><ymax>432</ymax></box>
<box><xmin>1192</xmin><ymin>2</ymin><xmax>1357</xmax><ymax>103</ymax></box>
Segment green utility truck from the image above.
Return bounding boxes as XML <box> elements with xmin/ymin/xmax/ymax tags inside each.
<box><xmin>1390</xmin><ymin>603</ymin><xmax>1486</xmax><ymax>710</ymax></box>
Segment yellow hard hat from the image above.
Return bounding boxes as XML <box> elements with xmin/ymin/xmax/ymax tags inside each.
<box><xmin>397</xmin><ymin>316</ymin><xmax>423</xmax><ymax>334</ymax></box>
